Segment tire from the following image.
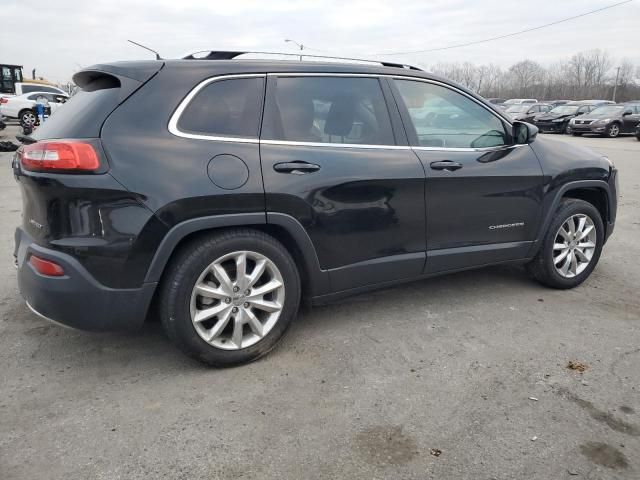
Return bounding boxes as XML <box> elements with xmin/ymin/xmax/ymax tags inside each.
<box><xmin>19</xmin><ymin>109</ymin><xmax>37</xmax><ymax>126</ymax></box>
<box><xmin>527</xmin><ymin>199</ymin><xmax>604</xmax><ymax>289</ymax></box>
<box><xmin>605</xmin><ymin>123</ymin><xmax>620</xmax><ymax>138</ymax></box>
<box><xmin>564</xmin><ymin>123</ymin><xmax>571</xmax><ymax>134</ymax></box>
<box><xmin>159</xmin><ymin>229</ymin><xmax>301</xmax><ymax>367</ymax></box>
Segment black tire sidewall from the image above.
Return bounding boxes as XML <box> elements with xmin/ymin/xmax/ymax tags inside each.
<box><xmin>539</xmin><ymin>200</ymin><xmax>604</xmax><ymax>288</ymax></box>
<box><xmin>161</xmin><ymin>232</ymin><xmax>300</xmax><ymax>366</ymax></box>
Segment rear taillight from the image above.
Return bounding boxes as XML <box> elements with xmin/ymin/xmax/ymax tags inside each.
<box><xmin>29</xmin><ymin>255</ymin><xmax>65</xmax><ymax>277</ymax></box>
<box><xmin>0</xmin><ymin>97</ymin><xmax>8</xmax><ymax>104</ymax></box>
<box><xmin>19</xmin><ymin>141</ymin><xmax>102</xmax><ymax>172</ymax></box>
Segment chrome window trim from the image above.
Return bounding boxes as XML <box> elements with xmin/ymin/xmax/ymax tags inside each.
<box><xmin>261</xmin><ymin>139</ymin><xmax>410</xmax><ymax>150</ymax></box>
<box><xmin>168</xmin><ymin>72</ymin><xmax>515</xmax><ymax>149</ymax></box>
<box><xmin>168</xmin><ymin>73</ymin><xmax>266</xmax><ymax>143</ymax></box>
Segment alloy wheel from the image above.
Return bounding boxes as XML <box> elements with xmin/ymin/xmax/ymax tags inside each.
<box><xmin>21</xmin><ymin>111</ymin><xmax>36</xmax><ymax>126</ymax></box>
<box><xmin>553</xmin><ymin>214</ymin><xmax>597</xmax><ymax>278</ymax></box>
<box><xmin>190</xmin><ymin>251</ymin><xmax>285</xmax><ymax>350</ymax></box>
<box><xmin>608</xmin><ymin>124</ymin><xmax>620</xmax><ymax>137</ymax></box>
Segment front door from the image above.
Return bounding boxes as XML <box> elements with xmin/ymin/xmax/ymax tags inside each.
<box><xmin>259</xmin><ymin>75</ymin><xmax>427</xmax><ymax>291</ymax></box>
<box><xmin>389</xmin><ymin>77</ymin><xmax>544</xmax><ymax>273</ymax></box>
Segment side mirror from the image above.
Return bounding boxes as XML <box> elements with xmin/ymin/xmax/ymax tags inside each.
<box><xmin>513</xmin><ymin>121</ymin><xmax>538</xmax><ymax>144</ymax></box>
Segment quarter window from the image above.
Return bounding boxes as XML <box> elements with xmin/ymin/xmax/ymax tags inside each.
<box><xmin>394</xmin><ymin>79</ymin><xmax>508</xmax><ymax>149</ymax></box>
<box><xmin>262</xmin><ymin>77</ymin><xmax>395</xmax><ymax>145</ymax></box>
<box><xmin>177</xmin><ymin>77</ymin><xmax>264</xmax><ymax>138</ymax></box>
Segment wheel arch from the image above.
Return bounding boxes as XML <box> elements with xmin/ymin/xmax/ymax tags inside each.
<box><xmin>531</xmin><ymin>180</ymin><xmax>612</xmax><ymax>256</ymax></box>
<box><xmin>144</xmin><ymin>213</ymin><xmax>330</xmax><ymax>299</ymax></box>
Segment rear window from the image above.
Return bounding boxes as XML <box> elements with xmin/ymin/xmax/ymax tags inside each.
<box><xmin>176</xmin><ymin>77</ymin><xmax>265</xmax><ymax>138</ymax></box>
<box><xmin>32</xmin><ymin>78</ymin><xmax>121</xmax><ymax>140</ymax></box>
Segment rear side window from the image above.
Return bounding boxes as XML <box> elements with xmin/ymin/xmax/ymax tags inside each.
<box><xmin>262</xmin><ymin>76</ymin><xmax>395</xmax><ymax>145</ymax></box>
<box><xmin>176</xmin><ymin>77</ymin><xmax>264</xmax><ymax>138</ymax></box>
<box><xmin>22</xmin><ymin>85</ymin><xmax>64</xmax><ymax>95</ymax></box>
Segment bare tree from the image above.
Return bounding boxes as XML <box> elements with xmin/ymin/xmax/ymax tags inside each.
<box><xmin>508</xmin><ymin>60</ymin><xmax>543</xmax><ymax>96</ymax></box>
<box><xmin>428</xmin><ymin>49</ymin><xmax>639</xmax><ymax>102</ymax></box>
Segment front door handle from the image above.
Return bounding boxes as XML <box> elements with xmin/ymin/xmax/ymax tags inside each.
<box><xmin>273</xmin><ymin>161</ymin><xmax>321</xmax><ymax>175</ymax></box>
<box><xmin>430</xmin><ymin>160</ymin><xmax>463</xmax><ymax>171</ymax></box>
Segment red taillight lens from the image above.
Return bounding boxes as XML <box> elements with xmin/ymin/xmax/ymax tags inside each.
<box><xmin>19</xmin><ymin>141</ymin><xmax>101</xmax><ymax>172</ymax></box>
<box><xmin>29</xmin><ymin>255</ymin><xmax>65</xmax><ymax>277</ymax></box>
<box><xmin>0</xmin><ymin>97</ymin><xmax>8</xmax><ymax>104</ymax></box>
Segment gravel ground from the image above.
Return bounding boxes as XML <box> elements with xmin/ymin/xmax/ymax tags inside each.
<box><xmin>1</xmin><ymin>124</ymin><xmax>639</xmax><ymax>479</ymax></box>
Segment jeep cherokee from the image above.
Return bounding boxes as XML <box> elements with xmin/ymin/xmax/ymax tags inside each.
<box><xmin>13</xmin><ymin>52</ymin><xmax>618</xmax><ymax>366</ymax></box>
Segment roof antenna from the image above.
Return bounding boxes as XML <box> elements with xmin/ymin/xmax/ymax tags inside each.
<box><xmin>127</xmin><ymin>40</ymin><xmax>162</xmax><ymax>60</ymax></box>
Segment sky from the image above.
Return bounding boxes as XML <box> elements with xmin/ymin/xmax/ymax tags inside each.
<box><xmin>1</xmin><ymin>0</ymin><xmax>639</xmax><ymax>83</ymax></box>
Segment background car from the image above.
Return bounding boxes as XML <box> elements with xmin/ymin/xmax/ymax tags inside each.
<box><xmin>504</xmin><ymin>103</ymin><xmax>552</xmax><ymax>122</ymax></box>
<box><xmin>502</xmin><ymin>98</ymin><xmax>538</xmax><ymax>107</ymax></box>
<box><xmin>486</xmin><ymin>98</ymin><xmax>505</xmax><ymax>106</ymax></box>
<box><xmin>533</xmin><ymin>101</ymin><xmax>609</xmax><ymax>134</ymax></box>
<box><xmin>547</xmin><ymin>100</ymin><xmax>571</xmax><ymax>108</ymax></box>
<box><xmin>0</xmin><ymin>91</ymin><xmax>69</xmax><ymax>126</ymax></box>
<box><xmin>0</xmin><ymin>81</ymin><xmax>67</xmax><ymax>100</ymax></box>
<box><xmin>570</xmin><ymin>104</ymin><xmax>640</xmax><ymax>137</ymax></box>
<box><xmin>636</xmin><ymin>122</ymin><xmax>640</xmax><ymax>141</ymax></box>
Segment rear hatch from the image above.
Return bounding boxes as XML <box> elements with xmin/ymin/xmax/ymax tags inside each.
<box><xmin>14</xmin><ymin>61</ymin><xmax>163</xmax><ymax>245</ymax></box>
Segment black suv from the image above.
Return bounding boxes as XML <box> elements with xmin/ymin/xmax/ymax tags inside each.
<box><xmin>13</xmin><ymin>53</ymin><xmax>618</xmax><ymax>366</ymax></box>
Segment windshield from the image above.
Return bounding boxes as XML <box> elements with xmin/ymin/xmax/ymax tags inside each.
<box><xmin>505</xmin><ymin>105</ymin><xmax>529</xmax><ymax>113</ymax></box>
<box><xmin>549</xmin><ymin>105</ymin><xmax>579</xmax><ymax>115</ymax></box>
<box><xmin>589</xmin><ymin>106</ymin><xmax>623</xmax><ymax>116</ymax></box>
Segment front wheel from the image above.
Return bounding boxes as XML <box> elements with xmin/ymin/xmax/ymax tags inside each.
<box><xmin>159</xmin><ymin>229</ymin><xmax>301</xmax><ymax>367</ymax></box>
<box><xmin>606</xmin><ymin>123</ymin><xmax>620</xmax><ymax>138</ymax></box>
<box><xmin>527</xmin><ymin>199</ymin><xmax>604</xmax><ymax>289</ymax></box>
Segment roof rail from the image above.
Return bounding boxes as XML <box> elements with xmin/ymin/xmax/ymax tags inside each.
<box><xmin>180</xmin><ymin>50</ymin><xmax>423</xmax><ymax>71</ymax></box>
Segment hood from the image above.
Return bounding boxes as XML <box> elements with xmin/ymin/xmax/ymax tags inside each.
<box><xmin>580</xmin><ymin>112</ymin><xmax>622</xmax><ymax>121</ymax></box>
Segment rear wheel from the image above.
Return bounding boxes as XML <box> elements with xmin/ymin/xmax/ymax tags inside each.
<box><xmin>527</xmin><ymin>199</ymin><xmax>604</xmax><ymax>289</ymax></box>
<box><xmin>19</xmin><ymin>109</ymin><xmax>37</xmax><ymax>127</ymax></box>
<box><xmin>159</xmin><ymin>229</ymin><xmax>301</xmax><ymax>367</ymax></box>
<box><xmin>606</xmin><ymin>123</ymin><xmax>620</xmax><ymax>138</ymax></box>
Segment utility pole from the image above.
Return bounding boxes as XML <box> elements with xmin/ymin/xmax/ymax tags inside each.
<box><xmin>285</xmin><ymin>39</ymin><xmax>304</xmax><ymax>61</ymax></box>
<box><xmin>612</xmin><ymin>66</ymin><xmax>620</xmax><ymax>102</ymax></box>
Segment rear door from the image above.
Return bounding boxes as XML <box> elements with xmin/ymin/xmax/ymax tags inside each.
<box><xmin>259</xmin><ymin>74</ymin><xmax>427</xmax><ymax>292</ymax></box>
<box><xmin>389</xmin><ymin>77</ymin><xmax>544</xmax><ymax>273</ymax></box>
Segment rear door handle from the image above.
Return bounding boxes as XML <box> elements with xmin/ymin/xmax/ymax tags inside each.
<box><xmin>430</xmin><ymin>160</ymin><xmax>463</xmax><ymax>171</ymax></box>
<box><xmin>273</xmin><ymin>161</ymin><xmax>321</xmax><ymax>175</ymax></box>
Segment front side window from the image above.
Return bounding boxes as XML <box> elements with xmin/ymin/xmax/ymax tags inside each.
<box><xmin>176</xmin><ymin>76</ymin><xmax>264</xmax><ymax>138</ymax></box>
<box><xmin>262</xmin><ymin>76</ymin><xmax>395</xmax><ymax>145</ymax></box>
<box><xmin>394</xmin><ymin>79</ymin><xmax>507</xmax><ymax>149</ymax></box>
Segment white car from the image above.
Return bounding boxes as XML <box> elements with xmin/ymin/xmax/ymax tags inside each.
<box><xmin>0</xmin><ymin>82</ymin><xmax>68</xmax><ymax>100</ymax></box>
<box><xmin>0</xmin><ymin>92</ymin><xmax>69</xmax><ymax>125</ymax></box>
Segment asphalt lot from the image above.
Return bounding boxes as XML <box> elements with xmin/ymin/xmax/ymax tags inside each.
<box><xmin>0</xmin><ymin>124</ymin><xmax>639</xmax><ymax>479</ymax></box>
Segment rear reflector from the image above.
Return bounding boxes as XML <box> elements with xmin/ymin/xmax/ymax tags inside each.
<box><xmin>19</xmin><ymin>141</ymin><xmax>101</xmax><ymax>172</ymax></box>
<box><xmin>29</xmin><ymin>255</ymin><xmax>65</xmax><ymax>277</ymax></box>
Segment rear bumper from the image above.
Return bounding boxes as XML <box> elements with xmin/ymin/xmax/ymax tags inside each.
<box><xmin>15</xmin><ymin>228</ymin><xmax>157</xmax><ymax>332</ymax></box>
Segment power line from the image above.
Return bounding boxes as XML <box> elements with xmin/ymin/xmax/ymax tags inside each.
<box><xmin>374</xmin><ymin>0</ymin><xmax>634</xmax><ymax>56</ymax></box>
